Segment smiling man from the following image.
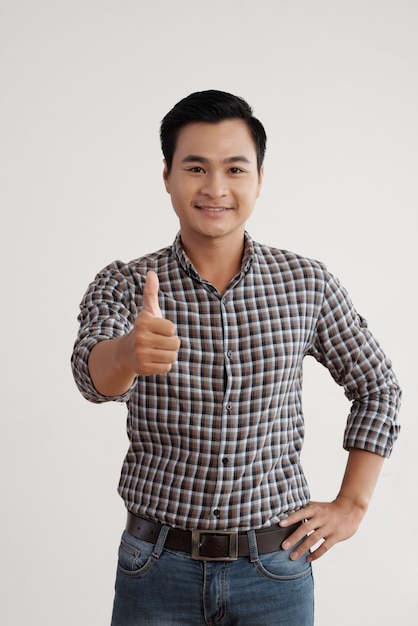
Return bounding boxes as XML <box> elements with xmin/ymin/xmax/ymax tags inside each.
<box><xmin>71</xmin><ymin>90</ymin><xmax>401</xmax><ymax>626</ymax></box>
<box><xmin>163</xmin><ymin>114</ymin><xmax>264</xmax><ymax>297</ymax></box>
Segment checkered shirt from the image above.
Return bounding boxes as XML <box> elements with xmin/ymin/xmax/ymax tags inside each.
<box><xmin>71</xmin><ymin>232</ymin><xmax>401</xmax><ymax>531</ymax></box>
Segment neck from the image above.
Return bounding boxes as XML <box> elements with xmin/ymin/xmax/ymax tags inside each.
<box><xmin>181</xmin><ymin>233</ymin><xmax>245</xmax><ymax>295</ymax></box>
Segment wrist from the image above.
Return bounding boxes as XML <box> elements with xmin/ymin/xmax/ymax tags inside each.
<box><xmin>334</xmin><ymin>493</ymin><xmax>369</xmax><ymax>520</ymax></box>
<box><xmin>113</xmin><ymin>333</ymin><xmax>136</xmax><ymax>377</ymax></box>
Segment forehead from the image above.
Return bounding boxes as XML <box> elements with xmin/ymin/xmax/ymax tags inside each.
<box><xmin>173</xmin><ymin>119</ymin><xmax>257</xmax><ymax>161</ymax></box>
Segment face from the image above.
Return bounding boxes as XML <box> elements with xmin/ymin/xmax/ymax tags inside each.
<box><xmin>163</xmin><ymin>119</ymin><xmax>263</xmax><ymax>248</ymax></box>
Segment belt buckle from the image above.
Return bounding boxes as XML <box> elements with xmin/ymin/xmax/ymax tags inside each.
<box><xmin>191</xmin><ymin>530</ymin><xmax>238</xmax><ymax>561</ymax></box>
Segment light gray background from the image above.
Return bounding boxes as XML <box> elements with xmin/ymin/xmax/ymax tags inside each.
<box><xmin>1</xmin><ymin>1</ymin><xmax>416</xmax><ymax>624</ymax></box>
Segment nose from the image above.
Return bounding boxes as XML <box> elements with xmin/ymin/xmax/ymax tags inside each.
<box><xmin>201</xmin><ymin>172</ymin><xmax>228</xmax><ymax>198</ymax></box>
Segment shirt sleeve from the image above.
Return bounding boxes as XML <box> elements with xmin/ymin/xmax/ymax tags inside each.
<box><xmin>308</xmin><ymin>271</ymin><xmax>401</xmax><ymax>458</ymax></box>
<box><xmin>71</xmin><ymin>262</ymin><xmax>140</xmax><ymax>404</ymax></box>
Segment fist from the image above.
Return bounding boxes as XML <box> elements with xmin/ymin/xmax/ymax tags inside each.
<box><xmin>130</xmin><ymin>271</ymin><xmax>180</xmax><ymax>376</ymax></box>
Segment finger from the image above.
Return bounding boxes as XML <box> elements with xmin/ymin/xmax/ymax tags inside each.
<box><xmin>142</xmin><ymin>271</ymin><xmax>162</xmax><ymax>318</ymax></box>
<box><xmin>139</xmin><ymin>331</ymin><xmax>181</xmax><ymax>354</ymax></box>
<box><xmin>139</xmin><ymin>316</ymin><xmax>179</xmax><ymax>340</ymax></box>
<box><xmin>281</xmin><ymin>524</ymin><xmax>310</xmax><ymax>552</ymax></box>
<box><xmin>147</xmin><ymin>347</ymin><xmax>179</xmax><ymax>364</ymax></box>
<box><xmin>306</xmin><ymin>539</ymin><xmax>330</xmax><ymax>562</ymax></box>
<box><xmin>286</xmin><ymin>530</ymin><xmax>326</xmax><ymax>560</ymax></box>
<box><xmin>279</xmin><ymin>509</ymin><xmax>308</xmax><ymax>527</ymax></box>
<box><xmin>281</xmin><ymin>501</ymin><xmax>322</xmax><ymax>524</ymax></box>
<box><xmin>146</xmin><ymin>330</ymin><xmax>180</xmax><ymax>348</ymax></box>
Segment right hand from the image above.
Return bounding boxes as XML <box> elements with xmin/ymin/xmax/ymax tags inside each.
<box><xmin>123</xmin><ymin>271</ymin><xmax>180</xmax><ymax>376</ymax></box>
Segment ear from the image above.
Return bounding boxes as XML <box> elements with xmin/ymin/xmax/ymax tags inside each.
<box><xmin>163</xmin><ymin>160</ymin><xmax>170</xmax><ymax>194</ymax></box>
<box><xmin>256</xmin><ymin>164</ymin><xmax>264</xmax><ymax>198</ymax></box>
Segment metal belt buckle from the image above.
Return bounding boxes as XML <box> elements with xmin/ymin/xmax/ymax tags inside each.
<box><xmin>191</xmin><ymin>530</ymin><xmax>238</xmax><ymax>561</ymax></box>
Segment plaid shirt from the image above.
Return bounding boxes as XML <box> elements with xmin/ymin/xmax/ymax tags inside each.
<box><xmin>71</xmin><ymin>232</ymin><xmax>401</xmax><ymax>531</ymax></box>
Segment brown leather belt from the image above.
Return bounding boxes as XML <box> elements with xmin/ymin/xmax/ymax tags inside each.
<box><xmin>126</xmin><ymin>512</ymin><xmax>301</xmax><ymax>562</ymax></box>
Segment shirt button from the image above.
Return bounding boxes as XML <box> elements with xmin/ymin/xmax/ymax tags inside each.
<box><xmin>222</xmin><ymin>457</ymin><xmax>229</xmax><ymax>465</ymax></box>
<box><xmin>213</xmin><ymin>509</ymin><xmax>221</xmax><ymax>518</ymax></box>
<box><xmin>226</xmin><ymin>402</ymin><xmax>232</xmax><ymax>412</ymax></box>
<box><xmin>227</xmin><ymin>350</ymin><xmax>232</xmax><ymax>359</ymax></box>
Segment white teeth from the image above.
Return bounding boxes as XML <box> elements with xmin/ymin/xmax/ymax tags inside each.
<box><xmin>199</xmin><ymin>206</ymin><xmax>227</xmax><ymax>211</ymax></box>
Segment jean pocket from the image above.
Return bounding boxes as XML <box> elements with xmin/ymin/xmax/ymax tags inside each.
<box><xmin>254</xmin><ymin>548</ymin><xmax>312</xmax><ymax>583</ymax></box>
<box><xmin>117</xmin><ymin>531</ymin><xmax>156</xmax><ymax>578</ymax></box>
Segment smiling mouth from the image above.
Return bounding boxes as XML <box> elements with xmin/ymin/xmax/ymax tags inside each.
<box><xmin>196</xmin><ymin>205</ymin><xmax>231</xmax><ymax>212</ymax></box>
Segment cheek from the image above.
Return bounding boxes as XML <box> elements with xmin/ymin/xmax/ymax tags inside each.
<box><xmin>169</xmin><ymin>186</ymin><xmax>190</xmax><ymax>213</ymax></box>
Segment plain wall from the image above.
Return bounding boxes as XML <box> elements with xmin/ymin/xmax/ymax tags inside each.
<box><xmin>1</xmin><ymin>1</ymin><xmax>416</xmax><ymax>624</ymax></box>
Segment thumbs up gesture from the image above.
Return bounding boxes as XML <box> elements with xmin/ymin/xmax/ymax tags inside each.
<box><xmin>129</xmin><ymin>271</ymin><xmax>180</xmax><ymax>376</ymax></box>
<box><xmin>87</xmin><ymin>271</ymin><xmax>180</xmax><ymax>394</ymax></box>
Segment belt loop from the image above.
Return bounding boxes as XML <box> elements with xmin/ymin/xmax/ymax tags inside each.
<box><xmin>247</xmin><ymin>529</ymin><xmax>259</xmax><ymax>563</ymax></box>
<box><xmin>151</xmin><ymin>524</ymin><xmax>170</xmax><ymax>559</ymax></box>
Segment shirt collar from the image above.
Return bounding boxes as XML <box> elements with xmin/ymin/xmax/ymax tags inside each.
<box><xmin>173</xmin><ymin>232</ymin><xmax>255</xmax><ymax>280</ymax></box>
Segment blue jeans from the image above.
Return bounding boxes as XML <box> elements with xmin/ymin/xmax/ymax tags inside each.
<box><xmin>111</xmin><ymin>526</ymin><xmax>314</xmax><ymax>625</ymax></box>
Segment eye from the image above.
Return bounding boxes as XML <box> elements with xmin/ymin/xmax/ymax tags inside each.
<box><xmin>229</xmin><ymin>167</ymin><xmax>244</xmax><ymax>174</ymax></box>
<box><xmin>187</xmin><ymin>166</ymin><xmax>205</xmax><ymax>173</ymax></box>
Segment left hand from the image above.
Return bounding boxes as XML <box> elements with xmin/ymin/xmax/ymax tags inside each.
<box><xmin>279</xmin><ymin>496</ymin><xmax>365</xmax><ymax>562</ymax></box>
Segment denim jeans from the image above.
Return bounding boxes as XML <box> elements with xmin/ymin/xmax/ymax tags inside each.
<box><xmin>111</xmin><ymin>526</ymin><xmax>314</xmax><ymax>626</ymax></box>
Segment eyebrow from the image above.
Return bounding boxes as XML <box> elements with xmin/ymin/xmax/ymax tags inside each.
<box><xmin>181</xmin><ymin>155</ymin><xmax>252</xmax><ymax>165</ymax></box>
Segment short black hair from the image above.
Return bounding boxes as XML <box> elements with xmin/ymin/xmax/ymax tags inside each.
<box><xmin>160</xmin><ymin>90</ymin><xmax>267</xmax><ymax>173</ymax></box>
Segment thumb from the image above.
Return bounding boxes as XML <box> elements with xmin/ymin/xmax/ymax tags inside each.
<box><xmin>142</xmin><ymin>270</ymin><xmax>162</xmax><ymax>318</ymax></box>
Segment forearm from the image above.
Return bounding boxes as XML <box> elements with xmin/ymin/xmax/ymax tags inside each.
<box><xmin>336</xmin><ymin>448</ymin><xmax>385</xmax><ymax>516</ymax></box>
<box><xmin>88</xmin><ymin>335</ymin><xmax>137</xmax><ymax>397</ymax></box>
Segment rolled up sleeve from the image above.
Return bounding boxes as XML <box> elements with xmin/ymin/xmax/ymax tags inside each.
<box><xmin>71</xmin><ymin>262</ymin><xmax>139</xmax><ymax>404</ymax></box>
<box><xmin>308</xmin><ymin>273</ymin><xmax>401</xmax><ymax>458</ymax></box>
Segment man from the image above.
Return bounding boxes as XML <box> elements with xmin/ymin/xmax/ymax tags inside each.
<box><xmin>71</xmin><ymin>90</ymin><xmax>401</xmax><ymax>625</ymax></box>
